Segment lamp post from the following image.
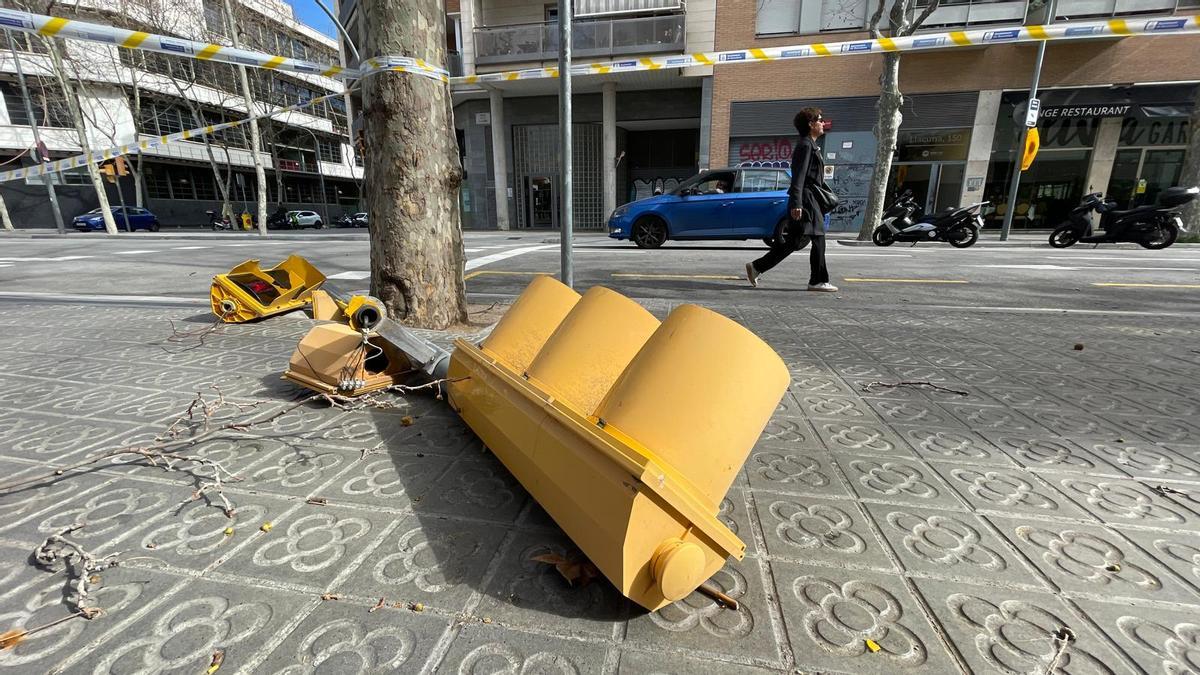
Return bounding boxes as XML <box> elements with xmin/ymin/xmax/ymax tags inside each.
<box><xmin>6</xmin><ymin>33</ymin><xmax>66</xmax><ymax>233</ymax></box>
<box><xmin>297</xmin><ymin>125</ymin><xmax>330</xmax><ymax>226</ymax></box>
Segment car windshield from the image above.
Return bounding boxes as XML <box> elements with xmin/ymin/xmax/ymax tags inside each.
<box><xmin>673</xmin><ymin>171</ymin><xmax>737</xmax><ymax>195</ymax></box>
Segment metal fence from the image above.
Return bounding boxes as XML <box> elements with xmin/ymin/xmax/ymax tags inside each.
<box><xmin>475</xmin><ymin>14</ymin><xmax>685</xmax><ymax>65</ymax></box>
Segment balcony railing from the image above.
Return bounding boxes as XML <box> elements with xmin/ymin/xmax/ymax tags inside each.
<box><xmin>447</xmin><ymin>51</ymin><xmax>464</xmax><ymax>77</ymax></box>
<box><xmin>474</xmin><ymin>13</ymin><xmax>685</xmax><ymax>65</ymax></box>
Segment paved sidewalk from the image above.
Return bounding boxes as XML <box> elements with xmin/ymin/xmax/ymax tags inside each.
<box><xmin>0</xmin><ymin>298</ymin><xmax>1198</xmax><ymax>673</ymax></box>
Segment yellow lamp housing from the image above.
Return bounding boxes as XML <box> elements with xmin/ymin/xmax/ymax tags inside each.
<box><xmin>283</xmin><ymin>322</ymin><xmax>413</xmax><ymax>397</ymax></box>
<box><xmin>209</xmin><ymin>255</ymin><xmax>326</xmax><ymax>322</ymax></box>
<box><xmin>446</xmin><ymin>276</ymin><xmax>789</xmax><ymax>610</ymax></box>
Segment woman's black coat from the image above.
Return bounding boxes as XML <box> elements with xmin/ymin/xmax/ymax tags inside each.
<box><xmin>787</xmin><ymin>135</ymin><xmax>827</xmax><ymax>236</ymax></box>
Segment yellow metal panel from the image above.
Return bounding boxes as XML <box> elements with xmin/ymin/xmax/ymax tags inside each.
<box><xmin>595</xmin><ymin>305</ymin><xmax>790</xmax><ymax>509</ymax></box>
<box><xmin>284</xmin><ymin>323</ymin><xmax>411</xmax><ymax>396</ymax></box>
<box><xmin>209</xmin><ymin>254</ymin><xmax>327</xmax><ymax>322</ymax></box>
<box><xmin>480</xmin><ymin>275</ymin><xmax>580</xmax><ymax>373</ymax></box>
<box><xmin>526</xmin><ymin>286</ymin><xmax>659</xmax><ymax>416</ymax></box>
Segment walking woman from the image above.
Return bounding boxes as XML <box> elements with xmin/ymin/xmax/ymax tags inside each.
<box><xmin>745</xmin><ymin>107</ymin><xmax>836</xmax><ymax>292</ymax></box>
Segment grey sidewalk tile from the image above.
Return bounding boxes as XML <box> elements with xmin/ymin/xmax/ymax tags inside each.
<box><xmin>789</xmin><ymin>373</ymin><xmax>856</xmax><ymax>397</ymax></box>
<box><xmin>1110</xmin><ymin>526</ymin><xmax>1200</xmax><ymax>595</ymax></box>
<box><xmin>0</xmin><ymin>409</ymin><xmax>78</xmax><ymax>448</ymax></box>
<box><xmin>888</xmin><ymin>425</ymin><xmax>1016</xmax><ymax>466</ymax></box>
<box><xmin>0</xmin><ymin>461</ymin><xmax>112</xmax><ymax>540</ymax></box>
<box><xmin>69</xmin><ymin>359</ymin><xmax>216</xmax><ymax>394</ymax></box>
<box><xmin>769</xmin><ymin>561</ymin><xmax>958</xmax><ymax>674</ymax></box>
<box><xmin>988</xmin><ymin>516</ymin><xmax>1199</xmax><ymax>604</ymax></box>
<box><xmin>331</xmin><ymin>513</ymin><xmax>508</xmax><ymax>612</ymax></box>
<box><xmin>220</xmin><ymin>504</ymin><xmax>394</xmax><ymax>592</ymax></box>
<box><xmin>93</xmin><ymin>430</ymin><xmax>284</xmax><ymax>482</ymax></box>
<box><xmin>255</xmin><ymin>599</ymin><xmax>447</xmax><ymax>673</ymax></box>
<box><xmin>939</xmin><ymin>402</ymin><xmax>1050</xmax><ymax>434</ymax></box>
<box><xmin>753</xmin><ymin>492</ymin><xmax>896</xmax><ymax>572</ymax></box>
<box><xmin>720</xmin><ymin>489</ymin><xmax>758</xmax><ymax>556</ymax></box>
<box><xmin>812</xmin><ymin>418</ymin><xmax>919</xmax><ymax>458</ymax></box>
<box><xmin>0</xmin><ymin>565</ymin><xmax>184</xmax><ymax>672</ymax></box>
<box><xmin>2</xmin><ymin>417</ymin><xmax>144</xmax><ymax>465</ymax></box>
<box><xmin>4</xmin><ymin>477</ymin><xmax>179</xmax><ymax>550</ymax></box>
<box><xmin>617</xmin><ymin>648</ymin><xmax>783</xmax><ymax>674</ymax></box>
<box><xmin>845</xmin><ymin>376</ymin><xmax>930</xmax><ymax>403</ymax></box>
<box><xmin>130</xmin><ymin>492</ymin><xmax>296</xmax><ymax>574</ymax></box>
<box><xmin>1080</xmin><ymin>441</ymin><xmax>1200</xmax><ymax>484</ymax></box>
<box><xmin>745</xmin><ymin>445</ymin><xmax>853</xmax><ymax>499</ymax></box>
<box><xmin>862</xmin><ymin>502</ymin><xmax>1044</xmax><ymax>589</ymax></box>
<box><xmin>978</xmin><ymin>385</ymin><xmax>1072</xmax><ymax>410</ymax></box>
<box><xmin>475</xmin><ymin>529</ymin><xmax>627</xmax><ymax>638</ymax></box>
<box><xmin>1073</xmin><ymin>599</ymin><xmax>1200</xmax><ymax>675</ymax></box>
<box><xmin>385</xmin><ymin>413</ymin><xmax>483</xmax><ymax>457</ymax></box>
<box><xmin>238</xmin><ymin>443</ymin><xmax>361</xmax><ymax>499</ymax></box>
<box><xmin>56</xmin><ymin>577</ymin><xmax>311</xmax><ymax>675</ymax></box>
<box><xmin>415</xmin><ymin>455</ymin><xmax>529</xmax><ymax>524</ymax></box>
<box><xmin>1135</xmin><ymin>392</ymin><xmax>1200</xmax><ymax>419</ymax></box>
<box><xmin>829</xmin><ymin>362</ymin><xmax>898</xmax><ymax>381</ymax></box>
<box><xmin>795</xmin><ymin>392</ymin><xmax>879</xmax><ymax>420</ymax></box>
<box><xmin>757</xmin><ymin>415</ymin><xmax>820</xmax><ymax>447</ymax></box>
<box><xmin>321</xmin><ymin>452</ymin><xmax>455</xmax><ymax>512</ymax></box>
<box><xmin>1022</xmin><ymin>408</ymin><xmax>1130</xmax><ymax>439</ymax></box>
<box><xmin>1054</xmin><ymin>477</ymin><xmax>1200</xmax><ymax>530</ymax></box>
<box><xmin>985</xmin><ymin>433</ymin><xmax>1132</xmax><ymax>478</ymax></box>
<box><xmin>865</xmin><ymin>398</ymin><xmax>967</xmax><ymax>429</ymax></box>
<box><xmin>625</xmin><ymin>561</ymin><xmax>781</xmax><ymax>666</ymax></box>
<box><xmin>436</xmin><ymin>622</ymin><xmax>610</xmax><ymax>673</ymax></box>
<box><xmin>1101</xmin><ymin>413</ymin><xmax>1200</xmax><ymax>445</ymax></box>
<box><xmin>910</xmin><ymin>578</ymin><xmax>1133</xmax><ymax>675</ymax></box>
<box><xmin>930</xmin><ymin>463</ymin><xmax>1094</xmax><ymax>521</ymax></box>
<box><xmin>831</xmin><ymin>453</ymin><xmax>966</xmax><ymax>511</ymax></box>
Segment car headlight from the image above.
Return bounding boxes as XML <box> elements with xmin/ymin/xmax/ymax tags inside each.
<box><xmin>611</xmin><ymin>205</ymin><xmax>630</xmax><ymax>220</ymax></box>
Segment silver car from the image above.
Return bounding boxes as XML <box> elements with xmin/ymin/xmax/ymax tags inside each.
<box><xmin>287</xmin><ymin>210</ymin><xmax>324</xmax><ymax>229</ymax></box>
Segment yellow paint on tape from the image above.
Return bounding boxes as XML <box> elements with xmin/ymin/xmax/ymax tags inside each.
<box><xmin>640</xmin><ymin>57</ymin><xmax>662</xmax><ymax>69</ymax></box>
<box><xmin>262</xmin><ymin>56</ymin><xmax>286</xmax><ymax>69</ymax></box>
<box><xmin>321</xmin><ymin>65</ymin><xmax>343</xmax><ymax>77</ymax></box>
<box><xmin>749</xmin><ymin>48</ymin><xmax>770</xmax><ymax>60</ymax></box>
<box><xmin>505</xmin><ymin>72</ymin><xmax>520</xmax><ymax>80</ymax></box>
<box><xmin>812</xmin><ymin>43</ymin><xmax>831</xmax><ymax>56</ymax></box>
<box><xmin>877</xmin><ymin>37</ymin><xmax>897</xmax><ymax>51</ymax></box>
<box><xmin>204</xmin><ymin>126</ymin><xmax>214</xmax><ymax>135</ymax></box>
<box><xmin>949</xmin><ymin>31</ymin><xmax>971</xmax><ymax>46</ymax></box>
<box><xmin>196</xmin><ymin>44</ymin><xmax>222</xmax><ymax>60</ymax></box>
<box><xmin>464</xmin><ymin>75</ymin><xmax>479</xmax><ymax>84</ymax></box>
<box><xmin>121</xmin><ymin>31</ymin><xmax>151</xmax><ymax>49</ymax></box>
<box><xmin>38</xmin><ymin>17</ymin><xmax>69</xmax><ymax>36</ymax></box>
<box><xmin>844</xmin><ymin>278</ymin><xmax>968</xmax><ymax>284</ymax></box>
<box><xmin>1027</xmin><ymin>25</ymin><xmax>1049</xmax><ymax>40</ymax></box>
<box><xmin>692</xmin><ymin>52</ymin><xmax>714</xmax><ymax>65</ymax></box>
<box><xmin>1108</xmin><ymin>19</ymin><xmax>1131</xmax><ymax>35</ymax></box>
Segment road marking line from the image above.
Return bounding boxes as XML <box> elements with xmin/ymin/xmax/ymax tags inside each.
<box><xmin>464</xmin><ymin>270</ymin><xmax>551</xmax><ymax>281</ymax></box>
<box><xmin>1092</xmin><ymin>282</ymin><xmax>1200</xmax><ymax>288</ymax></box>
<box><xmin>171</xmin><ymin>246</ymin><xmax>210</xmax><ymax>250</ymax></box>
<box><xmin>113</xmin><ymin>250</ymin><xmax>158</xmax><ymax>255</ymax></box>
<box><xmin>465</xmin><ymin>245</ymin><xmax>553</xmax><ymax>271</ymax></box>
<box><xmin>827</xmin><ymin>253</ymin><xmax>913</xmax><ymax>257</ymax></box>
<box><xmin>0</xmin><ymin>290</ymin><xmax>206</xmax><ymax>305</ymax></box>
<box><xmin>326</xmin><ymin>271</ymin><xmax>371</xmax><ymax>280</ymax></box>
<box><xmin>464</xmin><ymin>248</ymin><xmax>484</xmax><ymax>253</ymax></box>
<box><xmin>0</xmin><ymin>255</ymin><xmax>93</xmax><ymax>262</ymax></box>
<box><xmin>612</xmin><ymin>273</ymin><xmax>742</xmax><ymax>280</ymax></box>
<box><xmin>975</xmin><ymin>264</ymin><xmax>1080</xmax><ymax>270</ymax></box>
<box><xmin>1047</xmin><ymin>255</ymin><xmax>1200</xmax><ymax>262</ymax></box>
<box><xmin>844</xmin><ymin>278</ymin><xmax>968</xmax><ymax>284</ymax></box>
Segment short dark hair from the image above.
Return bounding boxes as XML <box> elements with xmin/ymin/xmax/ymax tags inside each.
<box><xmin>793</xmin><ymin>107</ymin><xmax>822</xmax><ymax>133</ymax></box>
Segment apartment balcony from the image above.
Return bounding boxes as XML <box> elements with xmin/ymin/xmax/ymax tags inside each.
<box><xmin>447</xmin><ymin>52</ymin><xmax>465</xmax><ymax>77</ymax></box>
<box><xmin>474</xmin><ymin>13</ymin><xmax>685</xmax><ymax>66</ymax></box>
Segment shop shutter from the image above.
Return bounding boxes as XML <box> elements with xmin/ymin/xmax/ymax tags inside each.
<box><xmin>730</xmin><ymin>91</ymin><xmax>979</xmax><ymax>137</ymax></box>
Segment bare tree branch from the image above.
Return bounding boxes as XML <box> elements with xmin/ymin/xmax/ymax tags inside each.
<box><xmin>869</xmin><ymin>0</ymin><xmax>888</xmax><ymax>39</ymax></box>
<box><xmin>904</xmin><ymin>0</ymin><xmax>943</xmax><ymax>37</ymax></box>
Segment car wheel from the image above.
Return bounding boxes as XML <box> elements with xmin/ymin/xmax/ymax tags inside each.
<box><xmin>765</xmin><ymin>218</ymin><xmax>791</xmax><ymax>248</ymax></box>
<box><xmin>1138</xmin><ymin>222</ymin><xmax>1177</xmax><ymax>250</ymax></box>
<box><xmin>631</xmin><ymin>216</ymin><xmax>667</xmax><ymax>249</ymax></box>
<box><xmin>151</xmin><ymin>222</ymin><xmax>160</xmax><ymax>232</ymax></box>
<box><xmin>872</xmin><ymin>227</ymin><xmax>895</xmax><ymax>247</ymax></box>
<box><xmin>1048</xmin><ymin>224</ymin><xmax>1079</xmax><ymax>248</ymax></box>
<box><xmin>315</xmin><ymin>220</ymin><xmax>324</xmax><ymax>229</ymax></box>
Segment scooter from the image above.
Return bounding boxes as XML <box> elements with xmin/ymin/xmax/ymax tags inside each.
<box><xmin>207</xmin><ymin>210</ymin><xmax>233</xmax><ymax>231</ymax></box>
<box><xmin>1048</xmin><ymin>186</ymin><xmax>1198</xmax><ymax>250</ymax></box>
<box><xmin>872</xmin><ymin>190</ymin><xmax>984</xmax><ymax>248</ymax></box>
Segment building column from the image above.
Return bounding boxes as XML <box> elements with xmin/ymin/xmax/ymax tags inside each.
<box><xmin>1085</xmin><ymin>117</ymin><xmax>1123</xmax><ymax>196</ymax></box>
<box><xmin>960</xmin><ymin>89</ymin><xmax>1001</xmax><ymax>206</ymax></box>
<box><xmin>460</xmin><ymin>0</ymin><xmax>478</xmax><ymax>75</ymax></box>
<box><xmin>488</xmin><ymin>88</ymin><xmax>510</xmax><ymax>230</ymax></box>
<box><xmin>698</xmin><ymin>76</ymin><xmax>712</xmax><ymax>171</ymax></box>
<box><xmin>602</xmin><ymin>82</ymin><xmax>617</xmax><ymax>220</ymax></box>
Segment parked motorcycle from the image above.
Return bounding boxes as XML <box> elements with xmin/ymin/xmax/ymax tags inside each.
<box><xmin>872</xmin><ymin>190</ymin><xmax>984</xmax><ymax>248</ymax></box>
<box><xmin>207</xmin><ymin>210</ymin><xmax>233</xmax><ymax>231</ymax></box>
<box><xmin>1048</xmin><ymin>186</ymin><xmax>1198</xmax><ymax>250</ymax></box>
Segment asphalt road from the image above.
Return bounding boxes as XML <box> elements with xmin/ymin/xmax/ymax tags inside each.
<box><xmin>1</xmin><ymin>231</ymin><xmax>1198</xmax><ymax>316</ymax></box>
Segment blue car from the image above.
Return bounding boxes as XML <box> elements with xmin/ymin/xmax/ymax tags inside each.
<box><xmin>73</xmin><ymin>206</ymin><xmax>161</xmax><ymax>232</ymax></box>
<box><xmin>608</xmin><ymin>167</ymin><xmax>792</xmax><ymax>248</ymax></box>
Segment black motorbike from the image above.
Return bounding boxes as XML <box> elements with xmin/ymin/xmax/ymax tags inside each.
<box><xmin>1048</xmin><ymin>186</ymin><xmax>1198</xmax><ymax>250</ymax></box>
<box><xmin>872</xmin><ymin>190</ymin><xmax>984</xmax><ymax>248</ymax></box>
<box><xmin>206</xmin><ymin>210</ymin><xmax>233</xmax><ymax>231</ymax></box>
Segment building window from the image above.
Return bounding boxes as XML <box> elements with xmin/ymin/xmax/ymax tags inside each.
<box><xmin>756</xmin><ymin>0</ymin><xmax>867</xmax><ymax>36</ymax></box>
<box><xmin>202</xmin><ymin>0</ymin><xmax>228</xmax><ymax>36</ymax></box>
<box><xmin>7</xmin><ymin>33</ymin><xmax>49</xmax><ymax>54</ymax></box>
<box><xmin>1</xmin><ymin>81</ymin><xmax>73</xmax><ymax>128</ymax></box>
<box><xmin>170</xmin><ymin>168</ymin><xmax>196</xmax><ymax>200</ymax></box>
<box><xmin>317</xmin><ymin>138</ymin><xmax>341</xmax><ymax>163</ymax></box>
<box><xmin>144</xmin><ymin>166</ymin><xmax>172</xmax><ymax>198</ymax></box>
<box><xmin>193</xmin><ymin>170</ymin><xmax>218</xmax><ymax>201</ymax></box>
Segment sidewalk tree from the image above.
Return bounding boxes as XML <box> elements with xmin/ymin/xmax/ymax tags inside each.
<box><xmin>857</xmin><ymin>0</ymin><xmax>942</xmax><ymax>241</ymax></box>
<box><xmin>220</xmin><ymin>0</ymin><xmax>270</xmax><ymax>235</ymax></box>
<box><xmin>359</xmin><ymin>0</ymin><xmax>468</xmax><ymax>328</ymax></box>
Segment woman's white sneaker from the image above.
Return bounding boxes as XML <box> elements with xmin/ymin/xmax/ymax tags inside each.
<box><xmin>807</xmin><ymin>283</ymin><xmax>838</xmax><ymax>292</ymax></box>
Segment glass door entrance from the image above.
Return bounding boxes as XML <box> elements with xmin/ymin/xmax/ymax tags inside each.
<box><xmin>1106</xmin><ymin>147</ymin><xmax>1186</xmax><ymax>209</ymax></box>
<box><xmin>886</xmin><ymin>163</ymin><xmax>967</xmax><ymax>213</ymax></box>
<box><xmin>525</xmin><ymin>176</ymin><xmax>557</xmax><ymax>228</ymax></box>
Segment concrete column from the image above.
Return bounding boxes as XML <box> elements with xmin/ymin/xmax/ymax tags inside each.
<box><xmin>461</xmin><ymin>0</ymin><xmax>478</xmax><ymax>75</ymax></box>
<box><xmin>698</xmin><ymin>76</ymin><xmax>712</xmax><ymax>171</ymax></box>
<box><xmin>1085</xmin><ymin>117</ymin><xmax>1123</xmax><ymax>196</ymax></box>
<box><xmin>960</xmin><ymin>89</ymin><xmax>1002</xmax><ymax>206</ymax></box>
<box><xmin>488</xmin><ymin>88</ymin><xmax>511</xmax><ymax>230</ymax></box>
<box><xmin>602</xmin><ymin>82</ymin><xmax>617</xmax><ymax>219</ymax></box>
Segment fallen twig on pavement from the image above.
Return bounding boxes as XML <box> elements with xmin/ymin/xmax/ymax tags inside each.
<box><xmin>1047</xmin><ymin>627</ymin><xmax>1076</xmax><ymax>673</ymax></box>
<box><xmin>860</xmin><ymin>380</ymin><xmax>970</xmax><ymax>397</ymax></box>
<box><xmin>158</xmin><ymin>310</ymin><xmax>232</xmax><ymax>355</ymax></box>
<box><xmin>33</xmin><ymin>525</ymin><xmax>123</xmax><ymax>619</ymax></box>
<box><xmin>697</xmin><ymin>582</ymin><xmax>739</xmax><ymax>611</ymax></box>
<box><xmin>0</xmin><ymin>610</ymin><xmax>88</xmax><ymax>651</ymax></box>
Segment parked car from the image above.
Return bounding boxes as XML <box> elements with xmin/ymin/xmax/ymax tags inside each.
<box><xmin>335</xmin><ymin>212</ymin><xmax>368</xmax><ymax>228</ymax></box>
<box><xmin>73</xmin><ymin>206</ymin><xmax>161</xmax><ymax>232</ymax></box>
<box><xmin>287</xmin><ymin>210</ymin><xmax>324</xmax><ymax>229</ymax></box>
<box><xmin>607</xmin><ymin>167</ymin><xmax>792</xmax><ymax>248</ymax></box>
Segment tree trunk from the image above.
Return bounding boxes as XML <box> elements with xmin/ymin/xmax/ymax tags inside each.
<box><xmin>361</xmin><ymin>0</ymin><xmax>467</xmax><ymax>328</ymax></box>
<box><xmin>1180</xmin><ymin>86</ymin><xmax>1200</xmax><ymax>237</ymax></box>
<box><xmin>222</xmin><ymin>0</ymin><xmax>269</xmax><ymax>235</ymax></box>
<box><xmin>858</xmin><ymin>52</ymin><xmax>902</xmax><ymax>241</ymax></box>
<box><xmin>0</xmin><ymin>193</ymin><xmax>13</xmax><ymax>230</ymax></box>
<box><xmin>47</xmin><ymin>42</ymin><xmax>118</xmax><ymax>235</ymax></box>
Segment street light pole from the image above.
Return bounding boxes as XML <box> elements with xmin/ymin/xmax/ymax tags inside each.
<box><xmin>300</xmin><ymin>126</ymin><xmax>330</xmax><ymax>226</ymax></box>
<box><xmin>7</xmin><ymin>33</ymin><xmax>66</xmax><ymax>234</ymax></box>
<box><xmin>557</xmin><ymin>0</ymin><xmax>573</xmax><ymax>287</ymax></box>
<box><xmin>1000</xmin><ymin>0</ymin><xmax>1056</xmax><ymax>241</ymax></box>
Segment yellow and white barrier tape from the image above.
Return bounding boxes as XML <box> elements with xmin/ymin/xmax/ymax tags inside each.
<box><xmin>0</xmin><ymin>93</ymin><xmax>333</xmax><ymax>184</ymax></box>
<box><xmin>2</xmin><ymin>8</ymin><xmax>1197</xmax><ymax>89</ymax></box>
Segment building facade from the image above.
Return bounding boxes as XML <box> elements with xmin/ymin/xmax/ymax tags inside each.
<box><xmin>0</xmin><ymin>0</ymin><xmax>362</xmax><ymax>228</ymax></box>
<box><xmin>714</xmin><ymin>0</ymin><xmax>1200</xmax><ymax>231</ymax></box>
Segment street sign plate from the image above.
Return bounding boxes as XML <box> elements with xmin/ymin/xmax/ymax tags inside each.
<box><xmin>1025</xmin><ymin>98</ymin><xmax>1040</xmax><ymax>127</ymax></box>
